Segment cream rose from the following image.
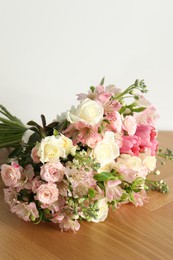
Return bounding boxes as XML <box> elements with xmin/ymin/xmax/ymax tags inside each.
<box><xmin>92</xmin><ymin>131</ymin><xmax>120</xmax><ymax>167</ymax></box>
<box><xmin>37</xmin><ymin>136</ymin><xmax>66</xmax><ymax>163</ymax></box>
<box><xmin>58</xmin><ymin>134</ymin><xmax>76</xmax><ymax>156</ymax></box>
<box><xmin>36</xmin><ymin>183</ymin><xmax>59</xmax><ymax>204</ymax></box>
<box><xmin>67</xmin><ymin>98</ymin><xmax>104</xmax><ymax>125</ymax></box>
<box><xmin>91</xmin><ymin>198</ymin><xmax>108</xmax><ymax>223</ymax></box>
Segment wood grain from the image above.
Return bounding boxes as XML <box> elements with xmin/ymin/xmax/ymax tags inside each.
<box><xmin>0</xmin><ymin>132</ymin><xmax>173</xmax><ymax>260</ymax></box>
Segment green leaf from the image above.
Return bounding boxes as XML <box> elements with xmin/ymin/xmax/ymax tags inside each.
<box><xmin>94</xmin><ymin>172</ymin><xmax>115</xmax><ymax>181</ymax></box>
<box><xmin>100</xmin><ymin>77</ymin><xmax>105</xmax><ymax>85</ymax></box>
<box><xmin>88</xmin><ymin>188</ymin><xmax>95</xmax><ymax>198</ymax></box>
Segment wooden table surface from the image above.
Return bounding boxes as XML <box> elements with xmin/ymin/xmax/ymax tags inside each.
<box><xmin>0</xmin><ymin>132</ymin><xmax>173</xmax><ymax>260</ymax></box>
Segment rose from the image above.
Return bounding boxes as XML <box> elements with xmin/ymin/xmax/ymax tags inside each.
<box><xmin>40</xmin><ymin>161</ymin><xmax>64</xmax><ymax>183</ymax></box>
<box><xmin>139</xmin><ymin>153</ymin><xmax>157</xmax><ymax>171</ymax></box>
<box><xmin>1</xmin><ymin>163</ymin><xmax>22</xmax><ymax>187</ymax></box>
<box><xmin>36</xmin><ymin>183</ymin><xmax>59</xmax><ymax>204</ymax></box>
<box><xmin>31</xmin><ymin>146</ymin><xmax>40</xmax><ymax>163</ymax></box>
<box><xmin>91</xmin><ymin>198</ymin><xmax>108</xmax><ymax>223</ymax></box>
<box><xmin>57</xmin><ymin>134</ymin><xmax>76</xmax><ymax>156</ymax></box>
<box><xmin>92</xmin><ymin>131</ymin><xmax>120</xmax><ymax>167</ymax></box>
<box><xmin>37</xmin><ymin>135</ymin><xmax>66</xmax><ymax>163</ymax></box>
<box><xmin>67</xmin><ymin>98</ymin><xmax>104</xmax><ymax>125</ymax></box>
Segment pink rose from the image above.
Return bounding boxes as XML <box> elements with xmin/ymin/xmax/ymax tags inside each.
<box><xmin>1</xmin><ymin>162</ymin><xmax>23</xmax><ymax>188</ymax></box>
<box><xmin>135</xmin><ymin>125</ymin><xmax>158</xmax><ymax>155</ymax></box>
<box><xmin>120</xmin><ymin>135</ymin><xmax>140</xmax><ymax>156</ymax></box>
<box><xmin>36</xmin><ymin>183</ymin><xmax>59</xmax><ymax>204</ymax></box>
<box><xmin>123</xmin><ymin>116</ymin><xmax>137</xmax><ymax>136</ymax></box>
<box><xmin>40</xmin><ymin>161</ymin><xmax>64</xmax><ymax>183</ymax></box>
<box><xmin>31</xmin><ymin>146</ymin><xmax>40</xmax><ymax>163</ymax></box>
<box><xmin>11</xmin><ymin>202</ymin><xmax>39</xmax><ymax>221</ymax></box>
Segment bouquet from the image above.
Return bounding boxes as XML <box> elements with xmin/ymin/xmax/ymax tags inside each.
<box><xmin>0</xmin><ymin>78</ymin><xmax>172</xmax><ymax>232</ymax></box>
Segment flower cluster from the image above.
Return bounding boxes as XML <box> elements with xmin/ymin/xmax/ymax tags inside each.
<box><xmin>0</xmin><ymin>79</ymin><xmax>171</xmax><ymax>232</ymax></box>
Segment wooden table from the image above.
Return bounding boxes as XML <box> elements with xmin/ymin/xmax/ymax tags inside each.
<box><xmin>0</xmin><ymin>132</ymin><xmax>173</xmax><ymax>260</ymax></box>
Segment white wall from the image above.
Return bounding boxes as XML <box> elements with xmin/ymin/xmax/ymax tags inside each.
<box><xmin>0</xmin><ymin>0</ymin><xmax>173</xmax><ymax>130</ymax></box>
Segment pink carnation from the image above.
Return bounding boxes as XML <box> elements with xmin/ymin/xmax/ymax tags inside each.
<box><xmin>40</xmin><ymin>161</ymin><xmax>64</xmax><ymax>183</ymax></box>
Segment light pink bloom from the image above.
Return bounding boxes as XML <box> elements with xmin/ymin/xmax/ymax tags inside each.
<box><xmin>3</xmin><ymin>188</ymin><xmax>18</xmax><ymax>207</ymax></box>
<box><xmin>64</xmin><ymin>121</ymin><xmax>102</xmax><ymax>148</ymax></box>
<box><xmin>31</xmin><ymin>146</ymin><xmax>40</xmax><ymax>163</ymax></box>
<box><xmin>41</xmin><ymin>196</ymin><xmax>66</xmax><ymax>213</ymax></box>
<box><xmin>59</xmin><ymin>217</ymin><xmax>80</xmax><ymax>232</ymax></box>
<box><xmin>11</xmin><ymin>202</ymin><xmax>39</xmax><ymax>221</ymax></box>
<box><xmin>134</xmin><ymin>106</ymin><xmax>159</xmax><ymax>126</ymax></box>
<box><xmin>40</xmin><ymin>161</ymin><xmax>64</xmax><ymax>183</ymax></box>
<box><xmin>132</xmin><ymin>190</ymin><xmax>148</xmax><ymax>207</ymax></box>
<box><xmin>32</xmin><ymin>176</ymin><xmax>43</xmax><ymax>193</ymax></box>
<box><xmin>106</xmin><ymin>180</ymin><xmax>122</xmax><ymax>201</ymax></box>
<box><xmin>123</xmin><ymin>115</ymin><xmax>137</xmax><ymax>136</ymax></box>
<box><xmin>120</xmin><ymin>135</ymin><xmax>140</xmax><ymax>156</ymax></box>
<box><xmin>135</xmin><ymin>124</ymin><xmax>158</xmax><ymax>155</ymax></box>
<box><xmin>51</xmin><ymin>213</ymin><xmax>65</xmax><ymax>223</ymax></box>
<box><xmin>36</xmin><ymin>183</ymin><xmax>59</xmax><ymax>204</ymax></box>
<box><xmin>1</xmin><ymin>162</ymin><xmax>23</xmax><ymax>188</ymax></box>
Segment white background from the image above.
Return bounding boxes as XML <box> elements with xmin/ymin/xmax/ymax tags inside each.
<box><xmin>0</xmin><ymin>0</ymin><xmax>173</xmax><ymax>130</ymax></box>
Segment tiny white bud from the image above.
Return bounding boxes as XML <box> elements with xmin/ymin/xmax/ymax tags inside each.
<box><xmin>155</xmin><ymin>170</ymin><xmax>160</xmax><ymax>175</ymax></box>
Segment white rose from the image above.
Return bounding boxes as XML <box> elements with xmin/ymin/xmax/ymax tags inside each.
<box><xmin>91</xmin><ymin>198</ymin><xmax>108</xmax><ymax>223</ymax></box>
<box><xmin>37</xmin><ymin>136</ymin><xmax>66</xmax><ymax>163</ymax></box>
<box><xmin>67</xmin><ymin>98</ymin><xmax>104</xmax><ymax>125</ymax></box>
<box><xmin>116</xmin><ymin>154</ymin><xmax>142</xmax><ymax>172</ymax></box>
<box><xmin>92</xmin><ymin>131</ymin><xmax>120</xmax><ymax>167</ymax></box>
<box><xmin>58</xmin><ymin>134</ymin><xmax>76</xmax><ymax>156</ymax></box>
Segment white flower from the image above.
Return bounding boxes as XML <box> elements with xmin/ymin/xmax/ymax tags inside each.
<box><xmin>92</xmin><ymin>131</ymin><xmax>120</xmax><ymax>167</ymax></box>
<box><xmin>57</xmin><ymin>134</ymin><xmax>76</xmax><ymax>156</ymax></box>
<box><xmin>91</xmin><ymin>198</ymin><xmax>108</xmax><ymax>223</ymax></box>
<box><xmin>37</xmin><ymin>136</ymin><xmax>66</xmax><ymax>163</ymax></box>
<box><xmin>67</xmin><ymin>98</ymin><xmax>104</xmax><ymax>125</ymax></box>
<box><xmin>140</xmin><ymin>154</ymin><xmax>157</xmax><ymax>171</ymax></box>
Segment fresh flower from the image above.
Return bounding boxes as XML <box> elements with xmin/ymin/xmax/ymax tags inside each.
<box><xmin>0</xmin><ymin>78</ymin><xmax>172</xmax><ymax>232</ymax></box>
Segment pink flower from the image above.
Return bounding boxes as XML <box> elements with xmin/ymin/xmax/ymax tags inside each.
<box><xmin>31</xmin><ymin>146</ymin><xmax>40</xmax><ymax>163</ymax></box>
<box><xmin>135</xmin><ymin>125</ymin><xmax>158</xmax><ymax>155</ymax></box>
<box><xmin>40</xmin><ymin>161</ymin><xmax>64</xmax><ymax>183</ymax></box>
<box><xmin>132</xmin><ymin>190</ymin><xmax>148</xmax><ymax>207</ymax></box>
<box><xmin>32</xmin><ymin>176</ymin><xmax>43</xmax><ymax>193</ymax></box>
<box><xmin>59</xmin><ymin>217</ymin><xmax>80</xmax><ymax>232</ymax></box>
<box><xmin>64</xmin><ymin>121</ymin><xmax>102</xmax><ymax>148</ymax></box>
<box><xmin>11</xmin><ymin>202</ymin><xmax>39</xmax><ymax>221</ymax></box>
<box><xmin>51</xmin><ymin>213</ymin><xmax>65</xmax><ymax>223</ymax></box>
<box><xmin>120</xmin><ymin>135</ymin><xmax>140</xmax><ymax>156</ymax></box>
<box><xmin>123</xmin><ymin>116</ymin><xmax>137</xmax><ymax>136</ymax></box>
<box><xmin>105</xmin><ymin>180</ymin><xmax>122</xmax><ymax>201</ymax></box>
<box><xmin>36</xmin><ymin>183</ymin><xmax>59</xmax><ymax>204</ymax></box>
<box><xmin>3</xmin><ymin>188</ymin><xmax>18</xmax><ymax>207</ymax></box>
<box><xmin>105</xmin><ymin>111</ymin><xmax>122</xmax><ymax>133</ymax></box>
<box><xmin>1</xmin><ymin>162</ymin><xmax>23</xmax><ymax>188</ymax></box>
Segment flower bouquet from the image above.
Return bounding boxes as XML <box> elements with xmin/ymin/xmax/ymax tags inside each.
<box><xmin>0</xmin><ymin>78</ymin><xmax>172</xmax><ymax>232</ymax></box>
